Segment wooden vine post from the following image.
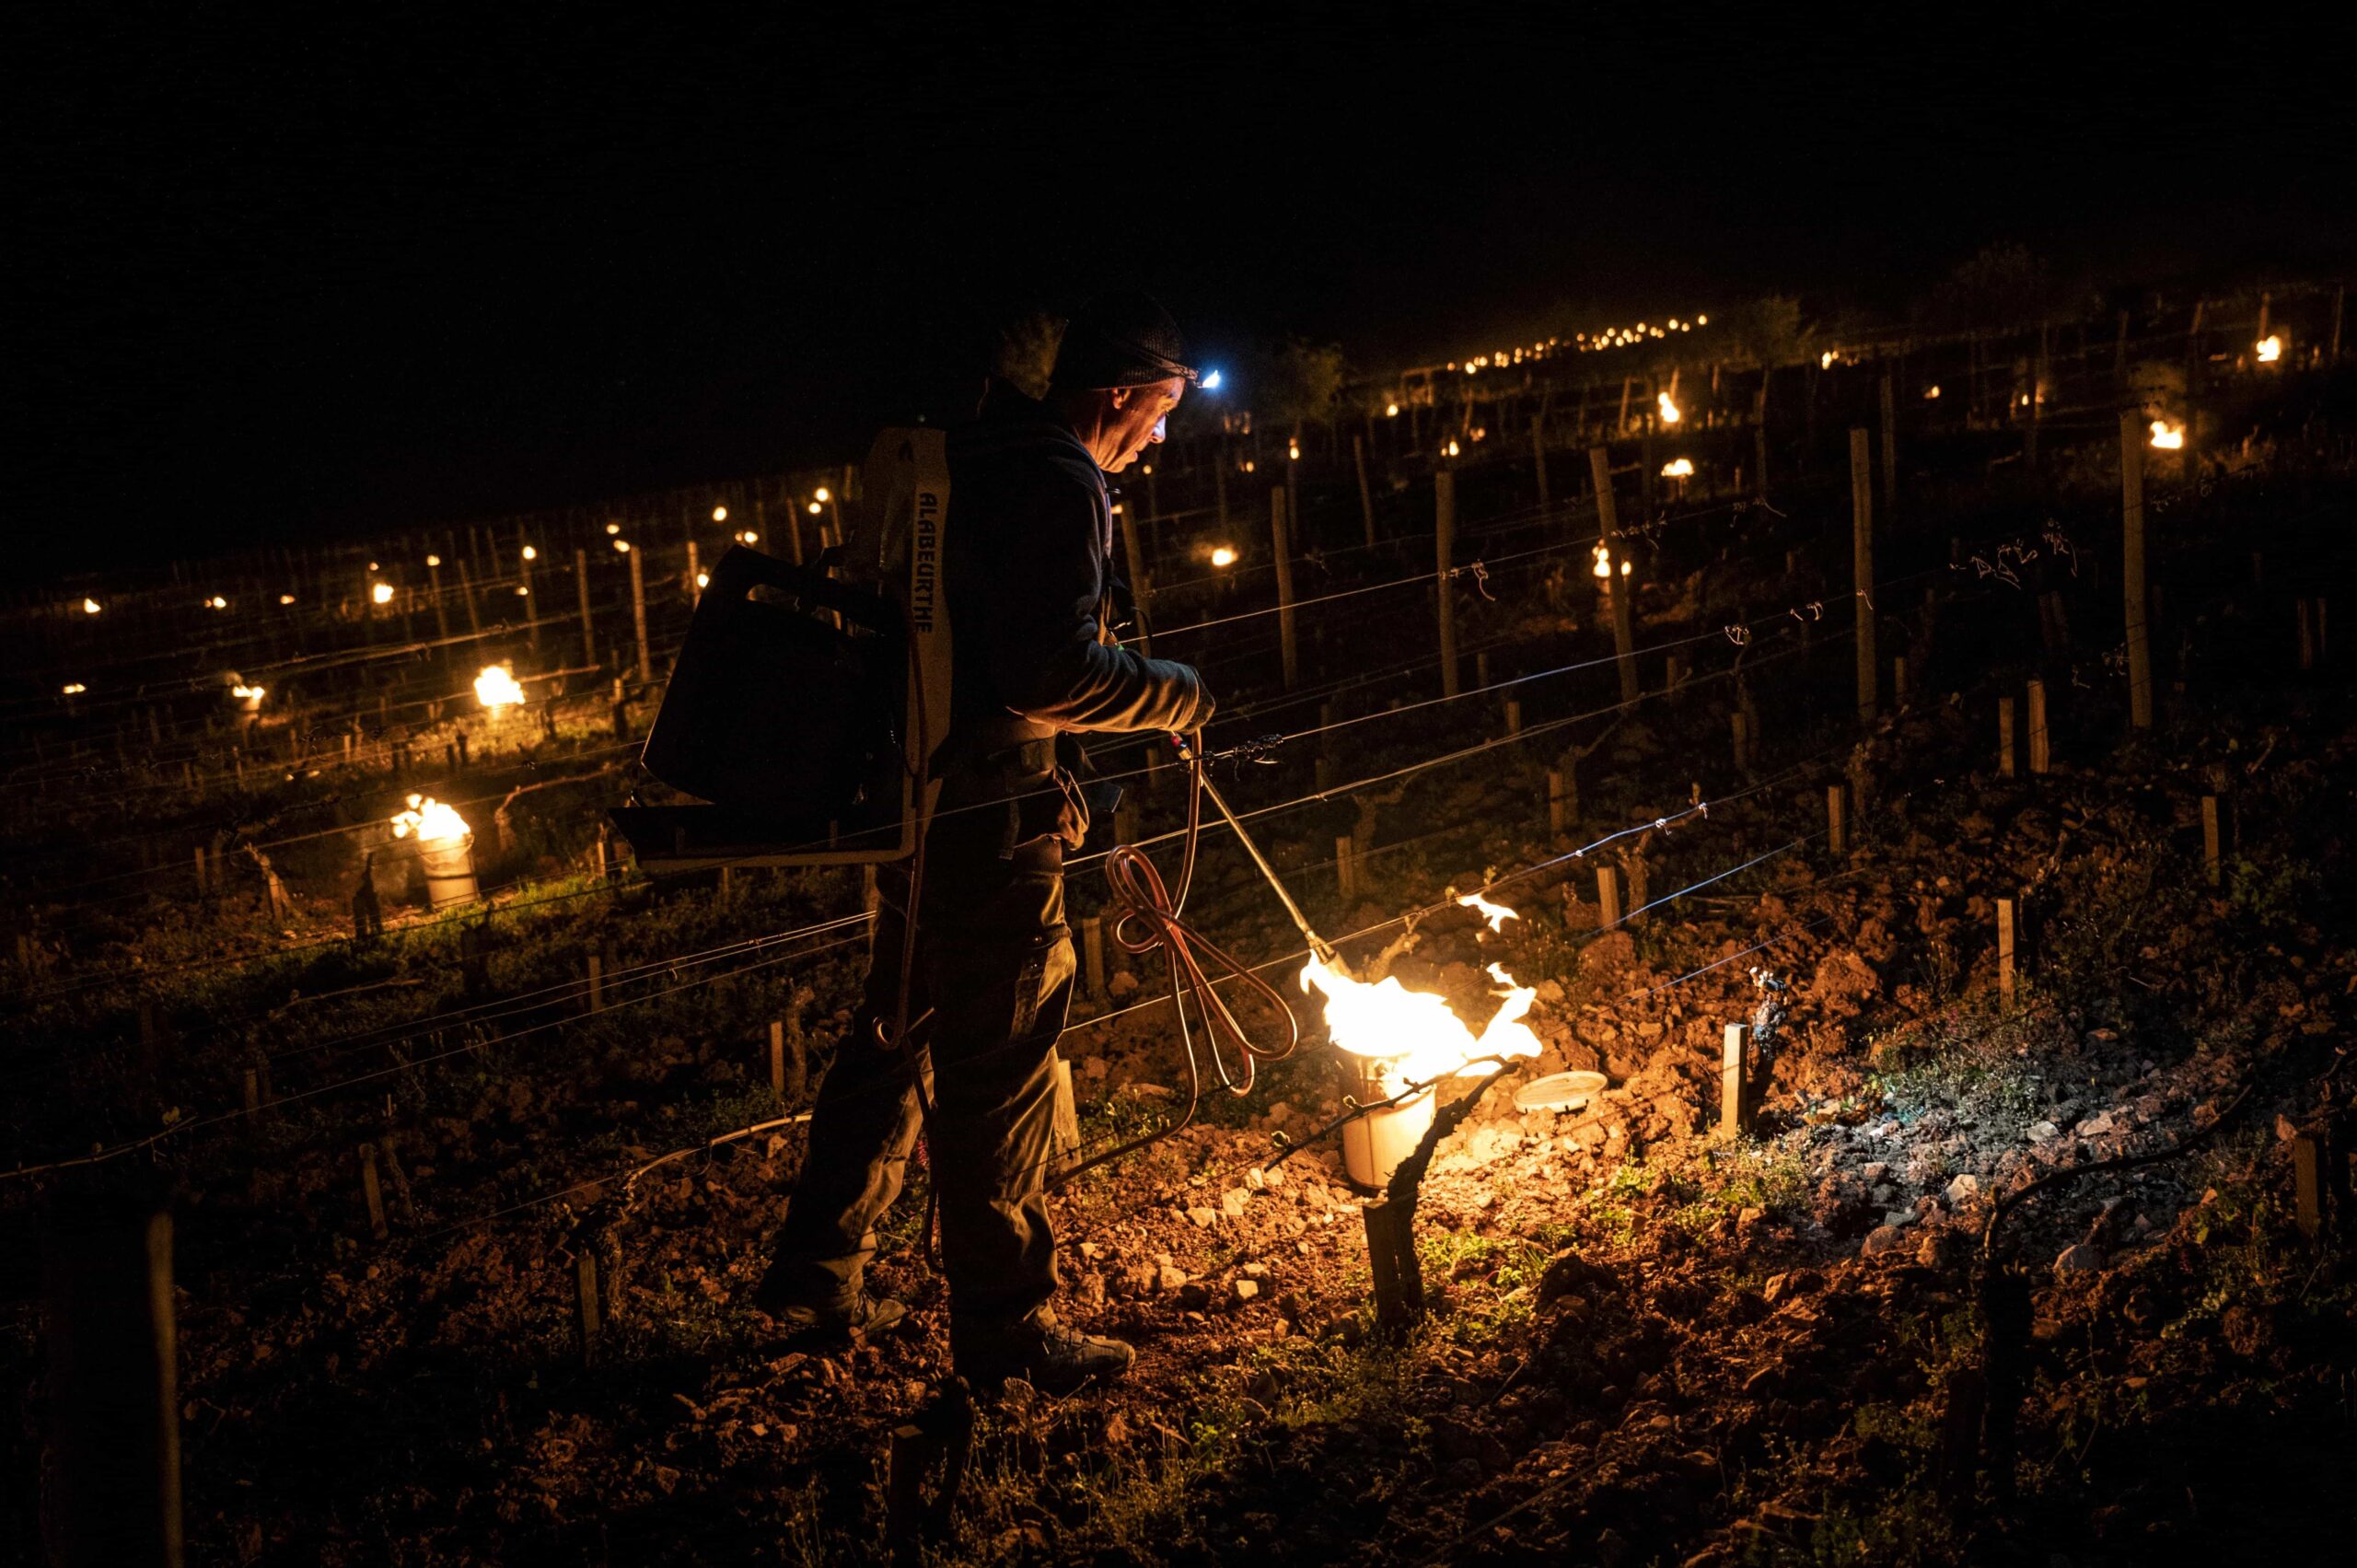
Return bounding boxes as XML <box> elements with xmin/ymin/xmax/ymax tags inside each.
<box><xmin>1352</xmin><ymin>434</ymin><xmax>1376</xmax><ymax>550</ymax></box>
<box><xmin>1587</xmin><ymin>447</ymin><xmax>1638</xmax><ymax>703</ymax></box>
<box><xmin>629</xmin><ymin>542</ymin><xmax>652</xmax><ymax>684</ymax></box>
<box><xmin>1851</xmin><ymin>427</ymin><xmax>1877</xmax><ymax>722</ymax></box>
<box><xmin>1720</xmin><ymin>1024</ymin><xmax>1750</xmax><ymax>1137</ymax></box>
<box><xmin>1596</xmin><ymin>865</ymin><xmax>1623</xmax><ymax>929</ymax></box>
<box><xmin>575</xmin><ymin>548</ymin><xmax>597</xmax><ymax>667</ymax></box>
<box><xmin>2119</xmin><ymin>411</ymin><xmax>2153</xmax><ymax>729</ymax></box>
<box><xmin>1119</xmin><ymin>499</ymin><xmax>1154</xmax><ymax>659</ymax></box>
<box><xmin>2026</xmin><ymin>679</ymin><xmax>2050</xmax><ymax>774</ymax></box>
<box><xmin>1270</xmin><ymin>488</ymin><xmax>1299</xmax><ymax>690</ymax></box>
<box><xmin>2201</xmin><ymin>796</ymin><xmax>2221</xmax><ymax>886</ymax></box>
<box><xmin>1996</xmin><ymin>898</ymin><xmax>2019</xmax><ymax>1005</ymax></box>
<box><xmin>1434</xmin><ymin>470</ymin><xmax>1459</xmax><ymax>699</ymax></box>
<box><xmin>42</xmin><ymin>1196</ymin><xmax>183</xmax><ymax>1566</ymax></box>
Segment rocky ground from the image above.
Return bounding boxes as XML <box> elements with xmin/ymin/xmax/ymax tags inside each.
<box><xmin>6</xmin><ymin>444</ymin><xmax>2353</xmax><ymax>1566</ymax></box>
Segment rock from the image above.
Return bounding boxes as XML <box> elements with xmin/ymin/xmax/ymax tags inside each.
<box><xmin>1108</xmin><ymin>971</ymin><xmax>1139</xmax><ymax>998</ymax></box>
<box><xmin>1244</xmin><ymin>1167</ymin><xmax>1267</xmax><ymax>1191</ymax></box>
<box><xmin>2026</xmin><ymin>1121</ymin><xmax>2059</xmax><ymax>1144</ymax></box>
<box><xmin>1916</xmin><ymin>1230</ymin><xmax>1961</xmax><ymax>1271</ymax></box>
<box><xmin>1220</xmin><ymin>1188</ymin><xmax>1250</xmax><ymax>1218</ymax></box>
<box><xmin>1580</xmin><ymin>931</ymin><xmax>1638</xmax><ymax>977</ymax></box>
<box><xmin>1240</xmin><ymin>1261</ymin><xmax>1271</xmax><ymax>1281</ymax></box>
<box><xmin>1156</xmin><ymin>1263</ymin><xmax>1188</xmax><ymax>1294</ymax></box>
<box><xmin>1231</xmin><ymin>1278</ymin><xmax>1260</xmax><ymax>1303</ymax></box>
<box><xmin>1945</xmin><ymin>1173</ymin><xmax>1981</xmax><ymax>1205</ymax></box>
<box><xmin>1120</xmin><ymin>1262</ymin><xmax>1157</xmax><ymax>1296</ymax></box>
<box><xmin>1261</xmin><ymin>1164</ymin><xmax>1287</xmax><ymax>1188</ymax></box>
<box><xmin>2054</xmin><ymin>1243</ymin><xmax>2103</xmax><ymax>1274</ymax></box>
<box><xmin>1860</xmin><ymin>1225</ymin><xmax>1910</xmax><ymax>1258</ymax></box>
<box><xmin>1178</xmin><ymin>1281</ymin><xmax>1211</xmax><ymax>1310</ymax></box>
<box><xmin>2221</xmin><ymin>1301</ymin><xmax>2273</xmax><ymax>1357</ymax></box>
<box><xmin>1861</xmin><ymin>1162</ymin><xmax>1890</xmax><ymax>1183</ymax></box>
<box><xmin>1081</xmin><ymin>1056</ymin><xmax>1108</xmax><ymax>1081</ymax></box>
<box><xmin>1537</xmin><ymin>1249</ymin><xmax>1615</xmax><ymax>1303</ymax></box>
<box><xmin>1186</xmin><ymin>1206</ymin><xmax>1215</xmax><ymax>1229</ymax></box>
<box><xmin>1761</xmin><ymin>1269</ymin><xmax>1823</xmax><ymax>1306</ymax></box>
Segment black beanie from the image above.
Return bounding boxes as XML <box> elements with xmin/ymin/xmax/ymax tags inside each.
<box><xmin>1049</xmin><ymin>290</ymin><xmax>1199</xmax><ymax>390</ymax></box>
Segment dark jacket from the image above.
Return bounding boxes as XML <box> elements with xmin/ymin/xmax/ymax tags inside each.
<box><xmin>944</xmin><ymin>385</ymin><xmax>1210</xmax><ymax>761</ymax></box>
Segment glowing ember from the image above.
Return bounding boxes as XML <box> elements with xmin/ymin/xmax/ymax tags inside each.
<box><xmin>1655</xmin><ymin>391</ymin><xmax>1681</xmax><ymax>424</ymax></box>
<box><xmin>712</xmin><ymin>505</ymin><xmax>728</xmax><ymax>521</ymax></box>
<box><xmin>1820</xmin><ymin>351</ymin><xmax>1836</xmax><ymax>369</ymax></box>
<box><xmin>1303</xmin><ymin>950</ymin><xmax>1543</xmax><ymax>1086</ymax></box>
<box><xmin>279</xmin><ymin>593</ymin><xmax>296</xmax><ymax>605</ymax></box>
<box><xmin>606</xmin><ymin>521</ymin><xmax>622</xmax><ymax>535</ymax></box>
<box><xmin>1210</xmin><ymin>545</ymin><xmax>1238</xmax><ymax>567</ymax></box>
<box><xmin>2255</xmin><ymin>334</ymin><xmax>2282</xmax><ymax>363</ymax></box>
<box><xmin>521</xmin><ymin>545</ymin><xmax>538</xmax><ymax>561</ymax></box>
<box><xmin>1457</xmin><ymin>892</ymin><xmax>1521</xmax><ymax>932</ymax></box>
<box><xmin>736</xmin><ymin>530</ymin><xmax>759</xmax><ymax>544</ymax></box>
<box><xmin>1386</xmin><ymin>402</ymin><xmax>1400</xmax><ymax>417</ymax></box>
<box><xmin>204</xmin><ymin>595</ymin><xmax>228</xmax><ymax>610</ymax></box>
<box><xmin>1288</xmin><ymin>441</ymin><xmax>1301</xmax><ymax>460</ymax></box>
<box><xmin>1923</xmin><ymin>384</ymin><xmax>1942</xmax><ymax>400</ymax></box>
<box><xmin>1592</xmin><ymin>544</ymin><xmax>1613</xmax><ymax>579</ymax></box>
<box><xmin>695</xmin><ymin>571</ymin><xmax>711</xmax><ymax>588</ymax></box>
<box><xmin>1445</xmin><ymin>439</ymin><xmax>1460</xmax><ymax>458</ymax></box>
<box><xmin>613</xmin><ymin>538</ymin><xmax>631</xmax><ymax>552</ymax></box>
<box><xmin>814</xmin><ymin>486</ymin><xmax>830</xmax><ymax>503</ymax></box>
<box><xmin>82</xmin><ymin>598</ymin><xmax>101</xmax><ymax>615</ymax></box>
<box><xmin>391</xmin><ymin>794</ymin><xmax>470</xmax><ymax>844</ymax></box>
<box><xmin>62</xmin><ymin>682</ymin><xmax>87</xmax><ymax>695</ymax></box>
<box><xmin>2149</xmin><ymin>419</ymin><xmax>2185</xmax><ymax>450</ymax></box>
<box><xmin>371</xmin><ymin>582</ymin><xmax>395</xmax><ymax>605</ymax></box>
<box><xmin>474</xmin><ymin>664</ymin><xmax>526</xmax><ymax>707</ymax></box>
<box><xmin>807</xmin><ymin>501</ymin><xmax>822</xmax><ymax>514</ymax></box>
<box><xmin>426</xmin><ymin>553</ymin><xmax>442</xmax><ymax>566</ymax></box>
<box><xmin>232</xmin><ymin>683</ymin><xmax>266</xmax><ymax>709</ymax></box>
<box><xmin>1661</xmin><ymin>457</ymin><xmax>1695</xmax><ymax>478</ymax></box>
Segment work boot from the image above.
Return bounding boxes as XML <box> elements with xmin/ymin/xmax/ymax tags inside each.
<box><xmin>959</xmin><ymin>1311</ymin><xmax>1134</xmax><ymax>1397</ymax></box>
<box><xmin>750</xmin><ymin>1272</ymin><xmax>907</xmax><ymax>1347</ymax></box>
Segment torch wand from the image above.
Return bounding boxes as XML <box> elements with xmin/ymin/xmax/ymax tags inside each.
<box><xmin>1168</xmin><ymin>731</ymin><xmax>1345</xmax><ymax>973</ymax></box>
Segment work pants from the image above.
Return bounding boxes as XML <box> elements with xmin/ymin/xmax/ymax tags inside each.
<box><xmin>768</xmin><ymin>819</ymin><xmax>1073</xmax><ymax>1344</ymax></box>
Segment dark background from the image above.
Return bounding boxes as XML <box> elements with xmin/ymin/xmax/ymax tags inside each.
<box><xmin>14</xmin><ymin>5</ymin><xmax>2353</xmax><ymax>579</ymax></box>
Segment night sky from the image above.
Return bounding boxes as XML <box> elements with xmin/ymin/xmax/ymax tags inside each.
<box><xmin>17</xmin><ymin>7</ymin><xmax>2353</xmax><ymax>579</ymax></box>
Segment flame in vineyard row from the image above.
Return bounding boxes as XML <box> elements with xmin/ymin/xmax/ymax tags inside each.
<box><xmin>391</xmin><ymin>795</ymin><xmax>470</xmax><ymax>844</ymax></box>
<box><xmin>1298</xmin><ymin>894</ymin><xmax>1542</xmax><ymax>1086</ymax></box>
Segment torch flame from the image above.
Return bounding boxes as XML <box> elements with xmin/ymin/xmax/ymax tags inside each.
<box><xmin>1302</xmin><ymin>943</ymin><xmax>1543</xmax><ymax>1086</ymax></box>
<box><xmin>474</xmin><ymin>664</ymin><xmax>525</xmax><ymax>708</ymax></box>
<box><xmin>1210</xmin><ymin>545</ymin><xmax>1238</xmax><ymax>567</ymax></box>
<box><xmin>1457</xmin><ymin>891</ymin><xmax>1521</xmax><ymax>932</ymax></box>
<box><xmin>391</xmin><ymin>794</ymin><xmax>470</xmax><ymax>844</ymax></box>
<box><xmin>1593</xmin><ymin>544</ymin><xmax>1613</xmax><ymax>579</ymax></box>
<box><xmin>1656</xmin><ymin>391</ymin><xmax>1681</xmax><ymax>424</ymax></box>
<box><xmin>371</xmin><ymin>582</ymin><xmax>395</xmax><ymax>605</ymax></box>
<box><xmin>1661</xmin><ymin>457</ymin><xmax>1695</xmax><ymax>478</ymax></box>
<box><xmin>2255</xmin><ymin>334</ymin><xmax>2282</xmax><ymax>363</ymax></box>
<box><xmin>2148</xmin><ymin>419</ymin><xmax>2185</xmax><ymax>450</ymax></box>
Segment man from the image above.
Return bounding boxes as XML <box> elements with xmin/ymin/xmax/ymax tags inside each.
<box><xmin>754</xmin><ymin>292</ymin><xmax>1214</xmax><ymax>1394</ymax></box>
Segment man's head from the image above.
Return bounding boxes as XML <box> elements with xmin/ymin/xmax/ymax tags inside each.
<box><xmin>1048</xmin><ymin>291</ymin><xmax>1198</xmax><ymax>473</ymax></box>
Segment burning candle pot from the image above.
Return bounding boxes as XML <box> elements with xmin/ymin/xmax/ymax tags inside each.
<box><xmin>1302</xmin><ymin>893</ymin><xmax>1543</xmax><ymax>1193</ymax></box>
<box><xmin>391</xmin><ymin>794</ymin><xmax>478</xmax><ymax>909</ymax></box>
